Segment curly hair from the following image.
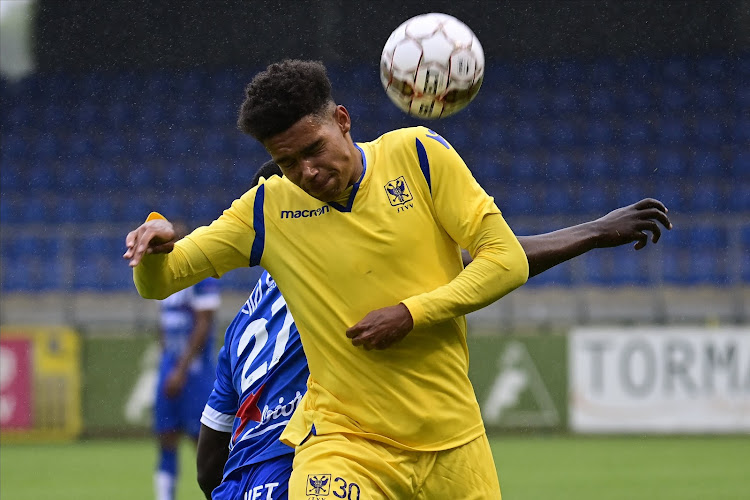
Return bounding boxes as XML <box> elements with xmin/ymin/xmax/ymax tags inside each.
<box><xmin>237</xmin><ymin>60</ymin><xmax>334</xmax><ymax>142</ymax></box>
<box><xmin>250</xmin><ymin>160</ymin><xmax>283</xmax><ymax>189</ymax></box>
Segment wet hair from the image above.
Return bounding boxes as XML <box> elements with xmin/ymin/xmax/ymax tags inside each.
<box><xmin>250</xmin><ymin>160</ymin><xmax>283</xmax><ymax>189</ymax></box>
<box><xmin>237</xmin><ymin>59</ymin><xmax>334</xmax><ymax>142</ymax></box>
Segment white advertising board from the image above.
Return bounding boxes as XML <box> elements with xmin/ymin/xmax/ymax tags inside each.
<box><xmin>569</xmin><ymin>326</ymin><xmax>750</xmax><ymax>433</ymax></box>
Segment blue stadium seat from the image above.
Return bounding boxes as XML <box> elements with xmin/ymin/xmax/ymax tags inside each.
<box><xmin>693</xmin><ymin>118</ymin><xmax>724</xmax><ymax>146</ymax></box>
<box><xmin>581</xmin><ymin>151</ymin><xmax>609</xmax><ymax>178</ymax></box>
<box><xmin>587</xmin><ymin>89</ymin><xmax>616</xmax><ymax>116</ymax></box>
<box><xmin>661</xmin><ymin>57</ymin><xmax>690</xmax><ymax>83</ymax></box>
<box><xmin>584</xmin><ymin>119</ymin><xmax>615</xmax><ymax>147</ymax></box>
<box><xmin>2</xmin><ymin>134</ymin><xmax>25</xmax><ymax>162</ymax></box>
<box><xmin>518</xmin><ymin>61</ymin><xmax>549</xmax><ymax>88</ymax></box>
<box><xmin>476</xmin><ymin>93</ymin><xmax>512</xmax><ymax>120</ymax></box>
<box><xmin>730</xmin><ymin>115</ymin><xmax>750</xmax><ymax>144</ymax></box>
<box><xmin>539</xmin><ymin>184</ymin><xmax>573</xmax><ymax>216</ymax></box>
<box><xmin>511</xmin><ymin>121</ymin><xmax>542</xmax><ymax>150</ymax></box>
<box><xmin>1</xmin><ymin>163</ymin><xmax>23</xmax><ymax>193</ymax></box>
<box><xmin>689</xmin><ymin>249</ymin><xmax>727</xmax><ymax>285</ymax></box>
<box><xmin>660</xmin><ymin>86</ymin><xmax>690</xmax><ymax>112</ymax></box>
<box><xmin>1</xmin><ymin>257</ymin><xmax>33</xmax><ymax>292</ymax></box>
<box><xmin>548</xmin><ymin>89</ymin><xmax>579</xmax><ymax>116</ymax></box>
<box><xmin>125</xmin><ymin>163</ymin><xmax>153</xmax><ymax>190</ymax></box>
<box><xmin>731</xmin><ymin>150</ymin><xmax>749</xmax><ymax>178</ymax></box>
<box><xmin>544</xmin><ymin>154</ymin><xmax>575</xmax><ymax>181</ymax></box>
<box><xmin>617</xmin><ymin>151</ymin><xmax>648</xmax><ymax>178</ymax></box>
<box><xmin>656</xmin><ymin>118</ymin><xmax>688</xmax><ymax>146</ymax></box>
<box><xmin>589</xmin><ymin>58</ymin><xmax>618</xmax><ymax>86</ymax></box>
<box><xmin>655</xmin><ymin>150</ymin><xmax>688</xmax><ymax>177</ymax></box>
<box><xmin>579</xmin><ymin>182</ymin><xmax>610</xmax><ymax>215</ymax></box>
<box><xmin>694</xmin><ymin>85</ymin><xmax>727</xmax><ymax>112</ymax></box>
<box><xmin>695</xmin><ymin>56</ymin><xmax>729</xmax><ymax>83</ymax></box>
<box><xmin>21</xmin><ymin>198</ymin><xmax>48</xmax><ymax>224</ymax></box>
<box><xmin>0</xmin><ymin>193</ymin><xmax>21</xmax><ymax>224</ymax></box>
<box><xmin>619</xmin><ymin>87</ymin><xmax>652</xmax><ymax>115</ymax></box>
<box><xmin>58</xmin><ymin>161</ymin><xmax>90</xmax><ymax>191</ymax></box>
<box><xmin>86</xmin><ymin>197</ymin><xmax>118</xmax><ymax>223</ymax></box>
<box><xmin>651</xmin><ymin>183</ymin><xmax>682</xmax><ymax>212</ymax></box>
<box><xmin>689</xmin><ymin>150</ymin><xmax>723</xmax><ymax>178</ymax></box>
<box><xmin>581</xmin><ymin>252</ymin><xmax>610</xmax><ymax>285</ymax></box>
<box><xmin>620</xmin><ymin>119</ymin><xmax>652</xmax><ymax>146</ymax></box>
<box><xmin>507</xmin><ymin>154</ymin><xmax>538</xmax><ymax>183</ymax></box>
<box><xmin>547</xmin><ymin>120</ymin><xmax>577</xmax><ymax>149</ymax></box>
<box><xmin>662</xmin><ymin>252</ymin><xmax>689</xmax><ymax>285</ymax></box>
<box><xmin>33</xmin><ymin>258</ymin><xmax>65</xmax><ymax>291</ymax></box>
<box><xmin>516</xmin><ymin>91</ymin><xmax>545</xmax><ymax>118</ymax></box>
<box><xmin>689</xmin><ymin>226</ymin><xmax>727</xmax><ymax>250</ymax></box>
<box><xmin>159</xmin><ymin>193</ymin><xmax>187</xmax><ymax>220</ymax></box>
<box><xmin>688</xmin><ymin>182</ymin><xmax>725</xmax><ymax>213</ymax></box>
<box><xmin>742</xmin><ymin>251</ymin><xmax>750</xmax><ymax>283</ymax></box>
<box><xmin>735</xmin><ymin>86</ymin><xmax>750</xmax><ymax>115</ymax></box>
<box><xmin>551</xmin><ymin>60</ymin><xmax>584</xmax><ymax>87</ymax></box>
<box><xmin>92</xmin><ymin>164</ymin><xmax>123</xmax><ymax>191</ymax></box>
<box><xmin>611</xmin><ymin>249</ymin><xmax>649</xmax><ymax>286</ymax></box>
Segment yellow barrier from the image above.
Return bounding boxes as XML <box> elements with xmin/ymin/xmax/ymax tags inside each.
<box><xmin>0</xmin><ymin>326</ymin><xmax>82</xmax><ymax>442</ymax></box>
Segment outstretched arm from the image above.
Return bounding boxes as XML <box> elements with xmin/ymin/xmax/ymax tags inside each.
<box><xmin>462</xmin><ymin>198</ymin><xmax>672</xmax><ymax>277</ymax></box>
<box><xmin>196</xmin><ymin>424</ymin><xmax>230</xmax><ymax>499</ymax></box>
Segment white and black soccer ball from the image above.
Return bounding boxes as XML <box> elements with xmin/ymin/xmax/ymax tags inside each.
<box><xmin>380</xmin><ymin>12</ymin><xmax>485</xmax><ymax>119</ymax></box>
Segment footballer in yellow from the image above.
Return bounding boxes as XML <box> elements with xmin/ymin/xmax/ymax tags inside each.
<box><xmin>126</xmin><ymin>59</ymin><xmax>529</xmax><ymax>499</ymax></box>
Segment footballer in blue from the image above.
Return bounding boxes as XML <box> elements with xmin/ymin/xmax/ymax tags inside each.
<box><xmin>155</xmin><ymin>262</ymin><xmax>221</xmax><ymax>500</ymax></box>
<box><xmin>198</xmin><ymin>269</ymin><xmax>307</xmax><ymax>500</ymax></box>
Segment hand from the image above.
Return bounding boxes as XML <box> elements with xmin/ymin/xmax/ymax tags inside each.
<box><xmin>123</xmin><ymin>219</ymin><xmax>177</xmax><ymax>267</ymax></box>
<box><xmin>592</xmin><ymin>198</ymin><xmax>672</xmax><ymax>250</ymax></box>
<box><xmin>164</xmin><ymin>368</ymin><xmax>187</xmax><ymax>398</ymax></box>
<box><xmin>346</xmin><ymin>304</ymin><xmax>414</xmax><ymax>350</ymax></box>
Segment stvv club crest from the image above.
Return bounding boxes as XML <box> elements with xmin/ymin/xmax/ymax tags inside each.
<box><xmin>306</xmin><ymin>474</ymin><xmax>331</xmax><ymax>496</ymax></box>
<box><xmin>384</xmin><ymin>176</ymin><xmax>413</xmax><ymax>206</ymax></box>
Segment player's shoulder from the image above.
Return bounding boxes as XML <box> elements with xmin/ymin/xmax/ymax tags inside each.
<box><xmin>368</xmin><ymin>126</ymin><xmax>430</xmax><ymax>146</ymax></box>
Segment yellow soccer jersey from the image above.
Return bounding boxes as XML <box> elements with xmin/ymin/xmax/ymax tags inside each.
<box><xmin>136</xmin><ymin>126</ymin><xmax>527</xmax><ymax>451</ymax></box>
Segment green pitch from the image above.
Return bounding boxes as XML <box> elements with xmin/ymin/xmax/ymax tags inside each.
<box><xmin>1</xmin><ymin>436</ymin><xmax>747</xmax><ymax>499</ymax></box>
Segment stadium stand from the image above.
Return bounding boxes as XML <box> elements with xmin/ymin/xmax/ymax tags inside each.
<box><xmin>0</xmin><ymin>54</ymin><xmax>747</xmax><ymax>295</ymax></box>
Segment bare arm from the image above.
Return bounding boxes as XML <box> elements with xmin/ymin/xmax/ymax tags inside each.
<box><xmin>462</xmin><ymin>198</ymin><xmax>672</xmax><ymax>276</ymax></box>
<box><xmin>196</xmin><ymin>424</ymin><xmax>230</xmax><ymax>499</ymax></box>
<box><xmin>164</xmin><ymin>309</ymin><xmax>216</xmax><ymax>398</ymax></box>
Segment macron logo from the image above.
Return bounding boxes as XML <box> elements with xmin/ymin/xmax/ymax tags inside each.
<box><xmin>280</xmin><ymin>205</ymin><xmax>330</xmax><ymax>219</ymax></box>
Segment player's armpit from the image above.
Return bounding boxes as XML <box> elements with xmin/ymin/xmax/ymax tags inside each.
<box><xmin>402</xmin><ymin>213</ymin><xmax>528</xmax><ymax>328</ymax></box>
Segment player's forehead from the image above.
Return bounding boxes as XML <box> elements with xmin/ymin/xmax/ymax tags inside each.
<box><xmin>264</xmin><ymin>114</ymin><xmax>329</xmax><ymax>161</ymax></box>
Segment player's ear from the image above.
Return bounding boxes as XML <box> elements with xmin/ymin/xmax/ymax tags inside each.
<box><xmin>333</xmin><ymin>105</ymin><xmax>351</xmax><ymax>135</ymax></box>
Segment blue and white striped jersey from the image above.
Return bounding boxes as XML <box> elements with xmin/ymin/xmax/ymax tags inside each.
<box><xmin>160</xmin><ymin>277</ymin><xmax>220</xmax><ymax>369</ymax></box>
<box><xmin>201</xmin><ymin>271</ymin><xmax>308</xmax><ymax>478</ymax></box>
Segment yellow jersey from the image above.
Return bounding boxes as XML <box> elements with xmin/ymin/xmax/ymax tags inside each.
<box><xmin>135</xmin><ymin>126</ymin><xmax>528</xmax><ymax>451</ymax></box>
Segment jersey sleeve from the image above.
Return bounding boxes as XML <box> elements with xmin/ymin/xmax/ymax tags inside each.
<box><xmin>186</xmin><ymin>187</ymin><xmax>260</xmax><ymax>277</ymax></box>
<box><xmin>200</xmin><ymin>344</ymin><xmax>237</xmax><ymax>433</ymax></box>
<box><xmin>400</xmin><ymin>127</ymin><xmax>529</xmax><ymax>327</ymax></box>
<box><xmin>191</xmin><ymin>278</ymin><xmax>221</xmax><ymax>311</ymax></box>
<box><xmin>133</xmin><ymin>186</ymin><xmax>262</xmax><ymax>300</ymax></box>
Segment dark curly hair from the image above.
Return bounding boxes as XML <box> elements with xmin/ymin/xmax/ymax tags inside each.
<box><xmin>250</xmin><ymin>160</ymin><xmax>283</xmax><ymax>189</ymax></box>
<box><xmin>237</xmin><ymin>60</ymin><xmax>334</xmax><ymax>142</ymax></box>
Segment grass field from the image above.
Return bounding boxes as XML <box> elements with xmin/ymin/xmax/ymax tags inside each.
<box><xmin>1</xmin><ymin>435</ymin><xmax>748</xmax><ymax>499</ymax></box>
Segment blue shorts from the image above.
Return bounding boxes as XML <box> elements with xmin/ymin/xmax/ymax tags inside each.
<box><xmin>154</xmin><ymin>357</ymin><xmax>215</xmax><ymax>437</ymax></box>
<box><xmin>212</xmin><ymin>454</ymin><xmax>292</xmax><ymax>500</ymax></box>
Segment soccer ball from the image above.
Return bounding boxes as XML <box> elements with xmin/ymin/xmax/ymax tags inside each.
<box><xmin>380</xmin><ymin>13</ymin><xmax>484</xmax><ymax>119</ymax></box>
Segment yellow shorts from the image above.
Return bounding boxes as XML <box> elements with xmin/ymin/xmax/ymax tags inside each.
<box><xmin>288</xmin><ymin>432</ymin><xmax>501</xmax><ymax>499</ymax></box>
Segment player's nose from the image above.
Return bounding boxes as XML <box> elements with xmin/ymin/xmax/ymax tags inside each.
<box><xmin>300</xmin><ymin>159</ymin><xmax>319</xmax><ymax>180</ymax></box>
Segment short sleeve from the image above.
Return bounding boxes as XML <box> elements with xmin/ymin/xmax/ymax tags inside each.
<box><xmin>200</xmin><ymin>345</ymin><xmax>237</xmax><ymax>432</ymax></box>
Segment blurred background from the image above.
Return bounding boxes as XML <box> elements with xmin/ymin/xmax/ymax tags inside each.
<box><xmin>1</xmin><ymin>1</ymin><xmax>748</xmax><ymax>499</ymax></box>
